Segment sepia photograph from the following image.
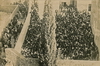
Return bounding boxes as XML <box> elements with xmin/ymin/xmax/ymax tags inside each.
<box><xmin>0</xmin><ymin>0</ymin><xmax>100</xmax><ymax>66</ymax></box>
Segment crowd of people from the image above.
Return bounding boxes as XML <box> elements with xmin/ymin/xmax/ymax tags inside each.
<box><xmin>21</xmin><ymin>3</ymin><xmax>99</xmax><ymax>62</ymax></box>
<box><xmin>0</xmin><ymin>1</ymin><xmax>98</xmax><ymax>65</ymax></box>
<box><xmin>0</xmin><ymin>3</ymin><xmax>28</xmax><ymax>48</ymax></box>
<box><xmin>21</xmin><ymin>2</ymin><xmax>54</xmax><ymax>66</ymax></box>
<box><xmin>0</xmin><ymin>2</ymin><xmax>28</xmax><ymax>65</ymax></box>
<box><xmin>1</xmin><ymin>15</ymin><xmax>23</xmax><ymax>48</ymax></box>
<box><xmin>21</xmin><ymin>4</ymin><xmax>42</xmax><ymax>58</ymax></box>
<box><xmin>55</xmin><ymin>5</ymin><xmax>99</xmax><ymax>60</ymax></box>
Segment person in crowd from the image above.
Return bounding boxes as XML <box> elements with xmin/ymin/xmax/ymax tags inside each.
<box><xmin>55</xmin><ymin>5</ymin><xmax>99</xmax><ymax>60</ymax></box>
<box><xmin>1</xmin><ymin>2</ymin><xmax>28</xmax><ymax>48</ymax></box>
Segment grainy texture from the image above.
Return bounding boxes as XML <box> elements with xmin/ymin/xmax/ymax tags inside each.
<box><xmin>5</xmin><ymin>48</ymin><xmax>39</xmax><ymax>66</ymax></box>
<box><xmin>0</xmin><ymin>0</ymin><xmax>100</xmax><ymax>66</ymax></box>
<box><xmin>41</xmin><ymin>0</ymin><xmax>57</xmax><ymax>66</ymax></box>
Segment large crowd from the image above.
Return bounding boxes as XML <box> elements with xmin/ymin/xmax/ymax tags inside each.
<box><xmin>0</xmin><ymin>1</ymin><xmax>99</xmax><ymax>66</ymax></box>
<box><xmin>0</xmin><ymin>3</ymin><xmax>28</xmax><ymax>48</ymax></box>
<box><xmin>56</xmin><ymin>5</ymin><xmax>99</xmax><ymax>60</ymax></box>
<box><xmin>21</xmin><ymin>3</ymin><xmax>99</xmax><ymax>62</ymax></box>
<box><xmin>21</xmin><ymin>4</ymin><xmax>42</xmax><ymax>58</ymax></box>
<box><xmin>0</xmin><ymin>2</ymin><xmax>28</xmax><ymax>66</ymax></box>
<box><xmin>21</xmin><ymin>3</ymin><xmax>50</xmax><ymax>66</ymax></box>
<box><xmin>1</xmin><ymin>15</ymin><xmax>23</xmax><ymax>48</ymax></box>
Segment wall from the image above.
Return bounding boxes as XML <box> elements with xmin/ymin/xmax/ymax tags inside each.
<box><xmin>14</xmin><ymin>0</ymin><xmax>31</xmax><ymax>53</ymax></box>
<box><xmin>91</xmin><ymin>0</ymin><xmax>100</xmax><ymax>60</ymax></box>
<box><xmin>5</xmin><ymin>48</ymin><xmax>39</xmax><ymax>66</ymax></box>
<box><xmin>56</xmin><ymin>60</ymin><xmax>100</xmax><ymax>66</ymax></box>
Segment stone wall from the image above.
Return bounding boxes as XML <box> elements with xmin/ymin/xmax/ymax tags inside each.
<box><xmin>14</xmin><ymin>0</ymin><xmax>31</xmax><ymax>53</ymax></box>
<box><xmin>6</xmin><ymin>48</ymin><xmax>100</xmax><ymax>66</ymax></box>
<box><xmin>91</xmin><ymin>0</ymin><xmax>100</xmax><ymax>60</ymax></box>
<box><xmin>5</xmin><ymin>48</ymin><xmax>39</xmax><ymax>66</ymax></box>
<box><xmin>56</xmin><ymin>60</ymin><xmax>100</xmax><ymax>66</ymax></box>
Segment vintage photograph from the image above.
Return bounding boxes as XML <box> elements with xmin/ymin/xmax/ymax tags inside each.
<box><xmin>0</xmin><ymin>0</ymin><xmax>100</xmax><ymax>66</ymax></box>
